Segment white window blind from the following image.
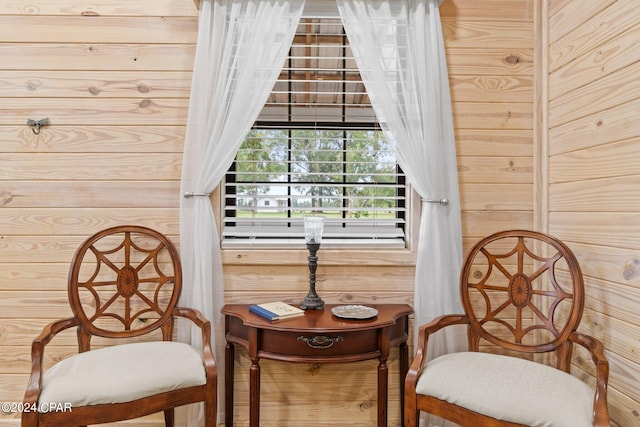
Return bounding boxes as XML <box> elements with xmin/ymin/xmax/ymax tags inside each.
<box><xmin>222</xmin><ymin>18</ymin><xmax>407</xmax><ymax>248</ymax></box>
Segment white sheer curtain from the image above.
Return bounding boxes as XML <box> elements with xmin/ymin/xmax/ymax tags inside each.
<box><xmin>178</xmin><ymin>0</ymin><xmax>304</xmax><ymax>425</ymax></box>
<box><xmin>337</xmin><ymin>0</ymin><xmax>465</xmax><ymax>357</ymax></box>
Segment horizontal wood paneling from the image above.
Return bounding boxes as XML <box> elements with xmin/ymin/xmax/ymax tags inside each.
<box><xmin>461</xmin><ymin>211</ymin><xmax>533</xmax><ymax>239</ymax></box>
<box><xmin>1</xmin><ymin>153</ymin><xmax>181</xmax><ymax>179</ymax></box>
<box><xmin>549</xmin><ymin>20</ymin><xmax>640</xmax><ymax>101</ymax></box>
<box><xmin>229</xmin><ymin>348</ymin><xmax>404</xmax><ymax>427</ymax></box>
<box><xmin>0</xmin><ymin>319</ymin><xmax>164</xmax><ymax>347</ymax></box>
<box><xmin>0</xmin><ymin>413</ymin><xmax>164</xmax><ymax>427</ymax></box>
<box><xmin>550</xmin><ymin>176</ymin><xmax>640</xmax><ymax>212</ymax></box>
<box><xmin>446</xmin><ymin>48</ymin><xmax>533</xmax><ymax>75</ymax></box>
<box><xmin>224</xmin><ymin>265</ymin><xmax>415</xmax><ymax>294</ymax></box>
<box><xmin>0</xmin><ymin>98</ymin><xmax>189</xmax><ymax>125</ymax></box>
<box><xmin>0</xmin><ymin>3</ymin><xmax>191</xmax><ymax>425</ymax></box>
<box><xmin>459</xmin><ymin>183</ymin><xmax>533</xmax><ymax>211</ymax></box>
<box><xmin>3</xmin><ymin>0</ymin><xmax>638</xmax><ymax>425</ymax></box>
<box><xmin>0</xmin><ymin>70</ymin><xmax>193</xmax><ymax>98</ymax></box>
<box><xmin>454</xmin><ymin>129</ymin><xmax>532</xmax><ymax>157</ymax></box>
<box><xmin>458</xmin><ymin>157</ymin><xmax>532</xmax><ymax>183</ymax></box>
<box><xmin>548</xmin><ymin>0</ymin><xmax>640</xmax><ymax>423</ymax></box>
<box><xmin>571</xmin><ymin>353</ymin><xmax>640</xmax><ymax>427</ymax></box>
<box><xmin>0</xmin><ymin>16</ymin><xmax>198</xmax><ymax>43</ymax></box>
<box><xmin>440</xmin><ymin>0</ymin><xmax>533</xmax><ymax>21</ymax></box>
<box><xmin>1</xmin><ymin>182</ymin><xmax>180</xmax><ymax>208</ymax></box>
<box><xmin>0</xmin><ymin>1</ymin><xmax>538</xmax><ymax>426</ymax></box>
<box><xmin>0</xmin><ymin>346</ymin><xmax>78</xmax><ymax>374</ymax></box>
<box><xmin>1</xmin><ymin>235</ymin><xmax>179</xmax><ymax>263</ymax></box>
<box><xmin>441</xmin><ymin>21</ymin><xmax>533</xmax><ymax>48</ymax></box>
<box><xmin>222</xmin><ymin>248</ymin><xmax>416</xmax><ymax>267</ymax></box>
<box><xmin>0</xmin><ymin>374</ymin><xmax>30</xmax><ymax>402</ymax></box>
<box><xmin>549</xmin><ymin>138</ymin><xmax>640</xmax><ymax>183</ymax></box>
<box><xmin>549</xmin><ymin>212</ymin><xmax>640</xmax><ymax>250</ymax></box>
<box><xmin>0</xmin><ymin>125</ymin><xmax>186</xmax><ymax>153</ymax></box>
<box><xmin>548</xmin><ymin>98</ymin><xmax>640</xmax><ymax>156</ymax></box>
<box><xmin>0</xmin><ymin>43</ymin><xmax>196</xmax><ymax>71</ymax></box>
<box><xmin>549</xmin><ymin>61</ymin><xmax>640</xmax><ymax>128</ymax></box>
<box><xmin>0</xmin><ymin>292</ymin><xmax>76</xmax><ymax>318</ymax></box>
<box><xmin>569</xmin><ymin>241</ymin><xmax>640</xmax><ymax>288</ymax></box>
<box><xmin>0</xmin><ymin>0</ymin><xmax>198</xmax><ymax>16</ymax></box>
<box><xmin>0</xmin><ymin>208</ymin><xmax>179</xmax><ymax>235</ymax></box>
<box><xmin>549</xmin><ymin>0</ymin><xmax>640</xmax><ymax>72</ymax></box>
<box><xmin>573</xmin><ymin>310</ymin><xmax>640</xmax><ymax>377</ymax></box>
<box><xmin>548</xmin><ymin>0</ymin><xmax>615</xmax><ymax>44</ymax></box>
<box><xmin>452</xmin><ymin>102</ymin><xmax>532</xmax><ymax>129</ymax></box>
<box><xmin>449</xmin><ymin>75</ymin><xmax>532</xmax><ymax>102</ymax></box>
<box><xmin>0</xmin><ymin>264</ymin><xmax>68</xmax><ymax>291</ymax></box>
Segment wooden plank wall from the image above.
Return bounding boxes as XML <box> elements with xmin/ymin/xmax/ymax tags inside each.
<box><xmin>547</xmin><ymin>1</ymin><xmax>640</xmax><ymax>426</ymax></box>
<box><xmin>0</xmin><ymin>1</ymin><xmax>196</xmax><ymax>426</ymax></box>
<box><xmin>0</xmin><ymin>0</ymin><xmax>537</xmax><ymax>426</ymax></box>
<box><xmin>444</xmin><ymin>0</ymin><xmax>535</xmax><ymax>240</ymax></box>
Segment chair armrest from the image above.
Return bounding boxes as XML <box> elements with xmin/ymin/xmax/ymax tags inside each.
<box><xmin>405</xmin><ymin>314</ymin><xmax>469</xmax><ymax>388</ymax></box>
<box><xmin>172</xmin><ymin>307</ymin><xmax>217</xmax><ymax>379</ymax></box>
<box><xmin>570</xmin><ymin>332</ymin><xmax>610</xmax><ymax>427</ymax></box>
<box><xmin>23</xmin><ymin>317</ymin><xmax>80</xmax><ymax>405</ymax></box>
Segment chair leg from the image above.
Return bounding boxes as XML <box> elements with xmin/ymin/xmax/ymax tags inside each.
<box><xmin>205</xmin><ymin>401</ymin><xmax>216</xmax><ymax>427</ymax></box>
<box><xmin>164</xmin><ymin>408</ymin><xmax>174</xmax><ymax>427</ymax></box>
<box><xmin>405</xmin><ymin>411</ymin><xmax>418</xmax><ymax>427</ymax></box>
<box><xmin>21</xmin><ymin>412</ymin><xmax>37</xmax><ymax>427</ymax></box>
<box><xmin>404</xmin><ymin>399</ymin><xmax>418</xmax><ymax>427</ymax></box>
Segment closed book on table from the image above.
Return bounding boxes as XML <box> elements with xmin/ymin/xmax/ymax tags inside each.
<box><xmin>249</xmin><ymin>302</ymin><xmax>305</xmax><ymax>321</ymax></box>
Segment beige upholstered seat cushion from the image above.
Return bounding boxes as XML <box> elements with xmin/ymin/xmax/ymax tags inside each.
<box><xmin>416</xmin><ymin>351</ymin><xmax>594</xmax><ymax>427</ymax></box>
<box><xmin>39</xmin><ymin>341</ymin><xmax>206</xmax><ymax>408</ymax></box>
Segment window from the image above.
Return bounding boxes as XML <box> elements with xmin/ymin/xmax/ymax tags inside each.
<box><xmin>222</xmin><ymin>18</ymin><xmax>407</xmax><ymax>248</ymax></box>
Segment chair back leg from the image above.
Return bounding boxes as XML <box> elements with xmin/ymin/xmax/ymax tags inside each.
<box><xmin>164</xmin><ymin>408</ymin><xmax>174</xmax><ymax>427</ymax></box>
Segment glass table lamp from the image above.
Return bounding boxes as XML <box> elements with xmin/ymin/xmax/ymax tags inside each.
<box><xmin>300</xmin><ymin>216</ymin><xmax>325</xmax><ymax>310</ymax></box>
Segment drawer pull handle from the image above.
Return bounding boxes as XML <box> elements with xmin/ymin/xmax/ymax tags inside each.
<box><xmin>298</xmin><ymin>335</ymin><xmax>343</xmax><ymax>349</ymax></box>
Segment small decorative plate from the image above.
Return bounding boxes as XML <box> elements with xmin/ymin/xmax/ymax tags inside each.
<box><xmin>331</xmin><ymin>305</ymin><xmax>378</xmax><ymax>320</ymax></box>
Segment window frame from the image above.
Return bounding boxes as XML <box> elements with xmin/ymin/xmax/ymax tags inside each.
<box><xmin>219</xmin><ymin>16</ymin><xmax>417</xmax><ymax>251</ymax></box>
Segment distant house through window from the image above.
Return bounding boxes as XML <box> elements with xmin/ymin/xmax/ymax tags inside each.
<box><xmin>222</xmin><ymin>17</ymin><xmax>407</xmax><ymax>248</ymax></box>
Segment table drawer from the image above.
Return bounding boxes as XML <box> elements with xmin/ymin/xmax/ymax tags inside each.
<box><xmin>259</xmin><ymin>328</ymin><xmax>379</xmax><ymax>359</ymax></box>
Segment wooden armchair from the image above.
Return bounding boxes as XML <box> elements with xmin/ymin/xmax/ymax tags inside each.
<box><xmin>405</xmin><ymin>230</ymin><xmax>609</xmax><ymax>427</ymax></box>
<box><xmin>22</xmin><ymin>225</ymin><xmax>217</xmax><ymax>427</ymax></box>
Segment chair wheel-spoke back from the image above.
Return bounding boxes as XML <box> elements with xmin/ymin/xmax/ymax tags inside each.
<box><xmin>405</xmin><ymin>229</ymin><xmax>609</xmax><ymax>427</ymax></box>
<box><xmin>22</xmin><ymin>225</ymin><xmax>217</xmax><ymax>427</ymax></box>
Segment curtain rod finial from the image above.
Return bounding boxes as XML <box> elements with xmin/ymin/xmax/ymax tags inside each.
<box><xmin>423</xmin><ymin>198</ymin><xmax>449</xmax><ymax>206</ymax></box>
<box><xmin>184</xmin><ymin>191</ymin><xmax>211</xmax><ymax>198</ymax></box>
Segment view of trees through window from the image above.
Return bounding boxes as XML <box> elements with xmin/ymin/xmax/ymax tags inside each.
<box><xmin>222</xmin><ymin>17</ymin><xmax>406</xmax><ymax>245</ymax></box>
<box><xmin>232</xmin><ymin>128</ymin><xmax>400</xmax><ymax>220</ymax></box>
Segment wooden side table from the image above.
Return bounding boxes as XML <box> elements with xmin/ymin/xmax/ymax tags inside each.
<box><xmin>222</xmin><ymin>303</ymin><xmax>413</xmax><ymax>427</ymax></box>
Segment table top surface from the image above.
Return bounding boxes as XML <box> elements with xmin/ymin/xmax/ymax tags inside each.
<box><xmin>222</xmin><ymin>303</ymin><xmax>413</xmax><ymax>333</ymax></box>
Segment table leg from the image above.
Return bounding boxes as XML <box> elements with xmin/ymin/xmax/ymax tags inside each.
<box><xmin>377</xmin><ymin>357</ymin><xmax>388</xmax><ymax>427</ymax></box>
<box><xmin>249</xmin><ymin>358</ymin><xmax>260</xmax><ymax>427</ymax></box>
<box><xmin>399</xmin><ymin>341</ymin><xmax>409</xmax><ymax>427</ymax></box>
<box><xmin>225</xmin><ymin>342</ymin><xmax>235</xmax><ymax>427</ymax></box>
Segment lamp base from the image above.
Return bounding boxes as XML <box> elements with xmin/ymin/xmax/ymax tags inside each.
<box><xmin>301</xmin><ymin>242</ymin><xmax>324</xmax><ymax>310</ymax></box>
<box><xmin>300</xmin><ymin>294</ymin><xmax>325</xmax><ymax>310</ymax></box>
